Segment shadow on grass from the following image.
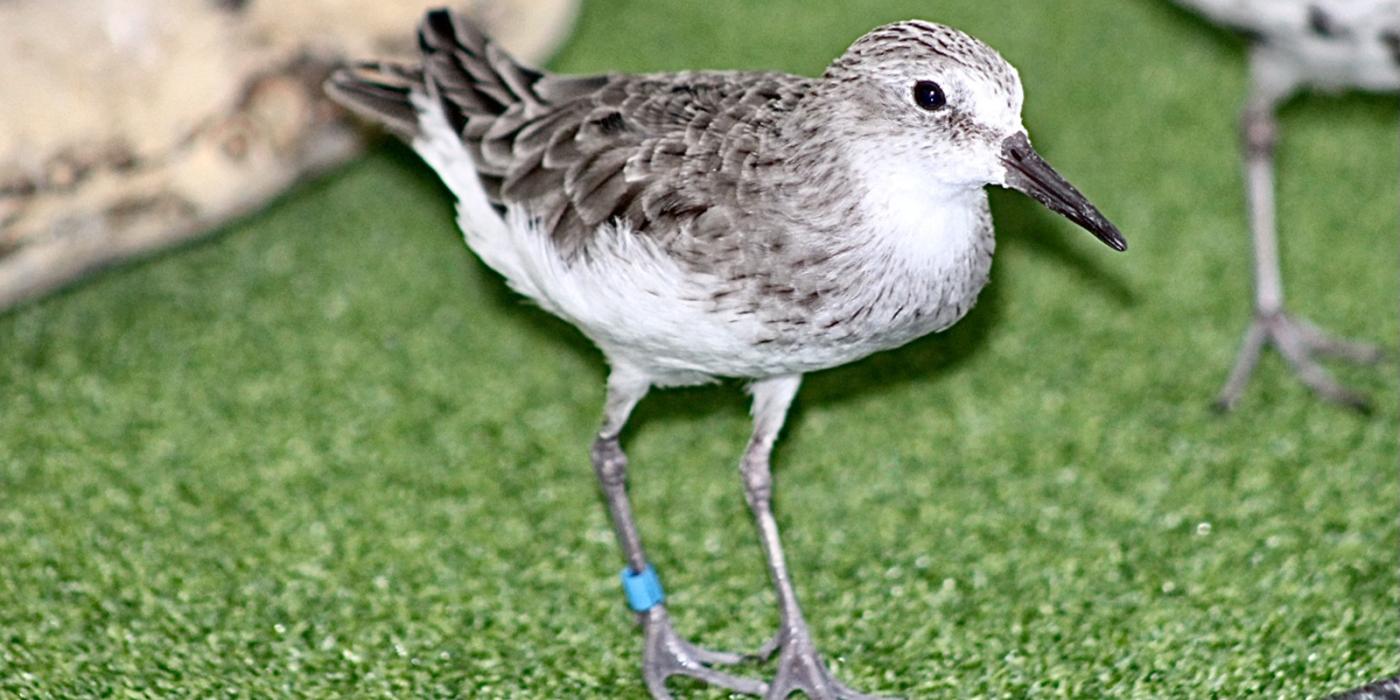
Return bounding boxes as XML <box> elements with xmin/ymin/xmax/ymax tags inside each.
<box><xmin>990</xmin><ymin>188</ymin><xmax>1138</xmax><ymax>303</ymax></box>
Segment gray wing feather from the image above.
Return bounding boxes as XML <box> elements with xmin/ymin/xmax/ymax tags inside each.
<box><xmin>332</xmin><ymin>8</ymin><xmax>812</xmax><ymax>260</ymax></box>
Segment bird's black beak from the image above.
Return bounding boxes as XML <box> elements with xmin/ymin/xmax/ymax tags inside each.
<box><xmin>1000</xmin><ymin>132</ymin><xmax>1127</xmax><ymax>252</ymax></box>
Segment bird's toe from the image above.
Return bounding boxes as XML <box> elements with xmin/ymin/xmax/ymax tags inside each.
<box><xmin>641</xmin><ymin>607</ymin><xmax>768</xmax><ymax>697</ymax></box>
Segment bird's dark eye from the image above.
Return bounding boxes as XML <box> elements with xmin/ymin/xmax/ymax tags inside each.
<box><xmin>913</xmin><ymin>80</ymin><xmax>946</xmax><ymax>111</ymax></box>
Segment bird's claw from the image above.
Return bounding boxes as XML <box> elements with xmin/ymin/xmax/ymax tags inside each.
<box><xmin>641</xmin><ymin>606</ymin><xmax>768</xmax><ymax>699</ymax></box>
<box><xmin>764</xmin><ymin>628</ymin><xmax>898</xmax><ymax>700</ymax></box>
<box><xmin>742</xmin><ymin>631</ymin><xmax>782</xmax><ymax>664</ymax></box>
<box><xmin>1216</xmin><ymin>310</ymin><xmax>1384</xmax><ymax>412</ymax></box>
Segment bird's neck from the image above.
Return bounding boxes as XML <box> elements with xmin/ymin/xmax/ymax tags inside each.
<box><xmin>758</xmin><ymin>102</ymin><xmax>994</xmax><ymax>266</ymax></box>
<box><xmin>765</xmin><ymin>95</ymin><xmax>991</xmax><ymax>241</ymax></box>
<box><xmin>844</xmin><ymin>141</ymin><xmax>993</xmax><ymax>261</ymax></box>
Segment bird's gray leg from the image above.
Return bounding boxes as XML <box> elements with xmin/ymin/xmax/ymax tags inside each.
<box><xmin>1216</xmin><ymin>97</ymin><xmax>1284</xmax><ymax>410</ymax></box>
<box><xmin>740</xmin><ymin>376</ymin><xmax>896</xmax><ymax>700</ymax></box>
<box><xmin>591</xmin><ymin>368</ymin><xmax>767</xmax><ymax>699</ymax></box>
<box><xmin>1215</xmin><ymin>63</ymin><xmax>1381</xmax><ymax>411</ymax></box>
<box><xmin>1244</xmin><ymin>98</ymin><xmax>1285</xmax><ymax>319</ymax></box>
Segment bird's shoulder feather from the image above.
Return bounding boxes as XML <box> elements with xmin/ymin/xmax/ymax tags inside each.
<box><xmin>441</xmin><ymin>66</ymin><xmax>814</xmax><ymax>259</ymax></box>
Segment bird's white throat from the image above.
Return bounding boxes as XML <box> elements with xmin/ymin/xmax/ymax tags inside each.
<box><xmin>848</xmin><ymin>146</ymin><xmax>994</xmax><ymax>276</ymax></box>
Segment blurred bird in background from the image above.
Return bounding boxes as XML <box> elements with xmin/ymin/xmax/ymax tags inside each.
<box><xmin>1170</xmin><ymin>0</ymin><xmax>1396</xmax><ymax>410</ymax></box>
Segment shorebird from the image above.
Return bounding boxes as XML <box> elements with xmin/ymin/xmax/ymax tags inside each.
<box><xmin>328</xmin><ymin>9</ymin><xmax>1124</xmax><ymax>698</ymax></box>
<box><xmin>1171</xmin><ymin>0</ymin><xmax>1396</xmax><ymax>410</ymax></box>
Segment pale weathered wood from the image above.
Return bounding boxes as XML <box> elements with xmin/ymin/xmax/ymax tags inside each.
<box><xmin>0</xmin><ymin>0</ymin><xmax>579</xmax><ymax>310</ymax></box>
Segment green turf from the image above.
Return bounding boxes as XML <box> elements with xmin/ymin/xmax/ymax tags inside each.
<box><xmin>2</xmin><ymin>0</ymin><xmax>1397</xmax><ymax>697</ymax></box>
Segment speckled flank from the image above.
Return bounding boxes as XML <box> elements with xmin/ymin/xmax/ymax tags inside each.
<box><xmin>1382</xmin><ymin>30</ymin><xmax>1400</xmax><ymax>65</ymax></box>
<box><xmin>1307</xmin><ymin>5</ymin><xmax>1340</xmax><ymax>37</ymax></box>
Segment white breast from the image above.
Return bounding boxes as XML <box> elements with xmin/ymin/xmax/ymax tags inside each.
<box><xmin>812</xmin><ymin>166</ymin><xmax>996</xmax><ymax>360</ymax></box>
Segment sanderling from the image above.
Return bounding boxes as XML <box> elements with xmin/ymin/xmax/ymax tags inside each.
<box><xmin>1173</xmin><ymin>0</ymin><xmax>1395</xmax><ymax>410</ymax></box>
<box><xmin>328</xmin><ymin>9</ymin><xmax>1124</xmax><ymax>699</ymax></box>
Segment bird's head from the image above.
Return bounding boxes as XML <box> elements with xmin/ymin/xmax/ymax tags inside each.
<box><xmin>821</xmin><ymin>20</ymin><xmax>1126</xmax><ymax>251</ymax></box>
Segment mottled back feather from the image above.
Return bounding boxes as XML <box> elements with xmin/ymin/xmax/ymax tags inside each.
<box><xmin>329</xmin><ymin>9</ymin><xmax>814</xmax><ymax>261</ymax></box>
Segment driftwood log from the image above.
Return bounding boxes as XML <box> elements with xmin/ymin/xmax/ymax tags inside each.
<box><xmin>0</xmin><ymin>0</ymin><xmax>578</xmax><ymax>310</ymax></box>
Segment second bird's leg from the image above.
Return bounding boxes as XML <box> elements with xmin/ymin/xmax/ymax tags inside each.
<box><xmin>1216</xmin><ymin>93</ymin><xmax>1383</xmax><ymax>412</ymax></box>
<box><xmin>592</xmin><ymin>369</ymin><xmax>767</xmax><ymax>699</ymax></box>
<box><xmin>741</xmin><ymin>376</ymin><xmax>896</xmax><ymax>700</ymax></box>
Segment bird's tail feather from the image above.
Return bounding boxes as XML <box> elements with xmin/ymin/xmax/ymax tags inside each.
<box><xmin>325</xmin><ymin>61</ymin><xmax>425</xmax><ymax>139</ymax></box>
<box><xmin>415</xmin><ymin>8</ymin><xmax>548</xmax><ymax>131</ymax></box>
<box><xmin>326</xmin><ymin>9</ymin><xmax>549</xmax><ymax>141</ymax></box>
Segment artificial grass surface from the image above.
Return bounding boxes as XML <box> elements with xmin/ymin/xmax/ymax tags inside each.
<box><xmin>2</xmin><ymin>0</ymin><xmax>1398</xmax><ymax>697</ymax></box>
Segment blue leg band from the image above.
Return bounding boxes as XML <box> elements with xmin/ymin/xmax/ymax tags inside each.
<box><xmin>620</xmin><ymin>564</ymin><xmax>665</xmax><ymax>612</ymax></box>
